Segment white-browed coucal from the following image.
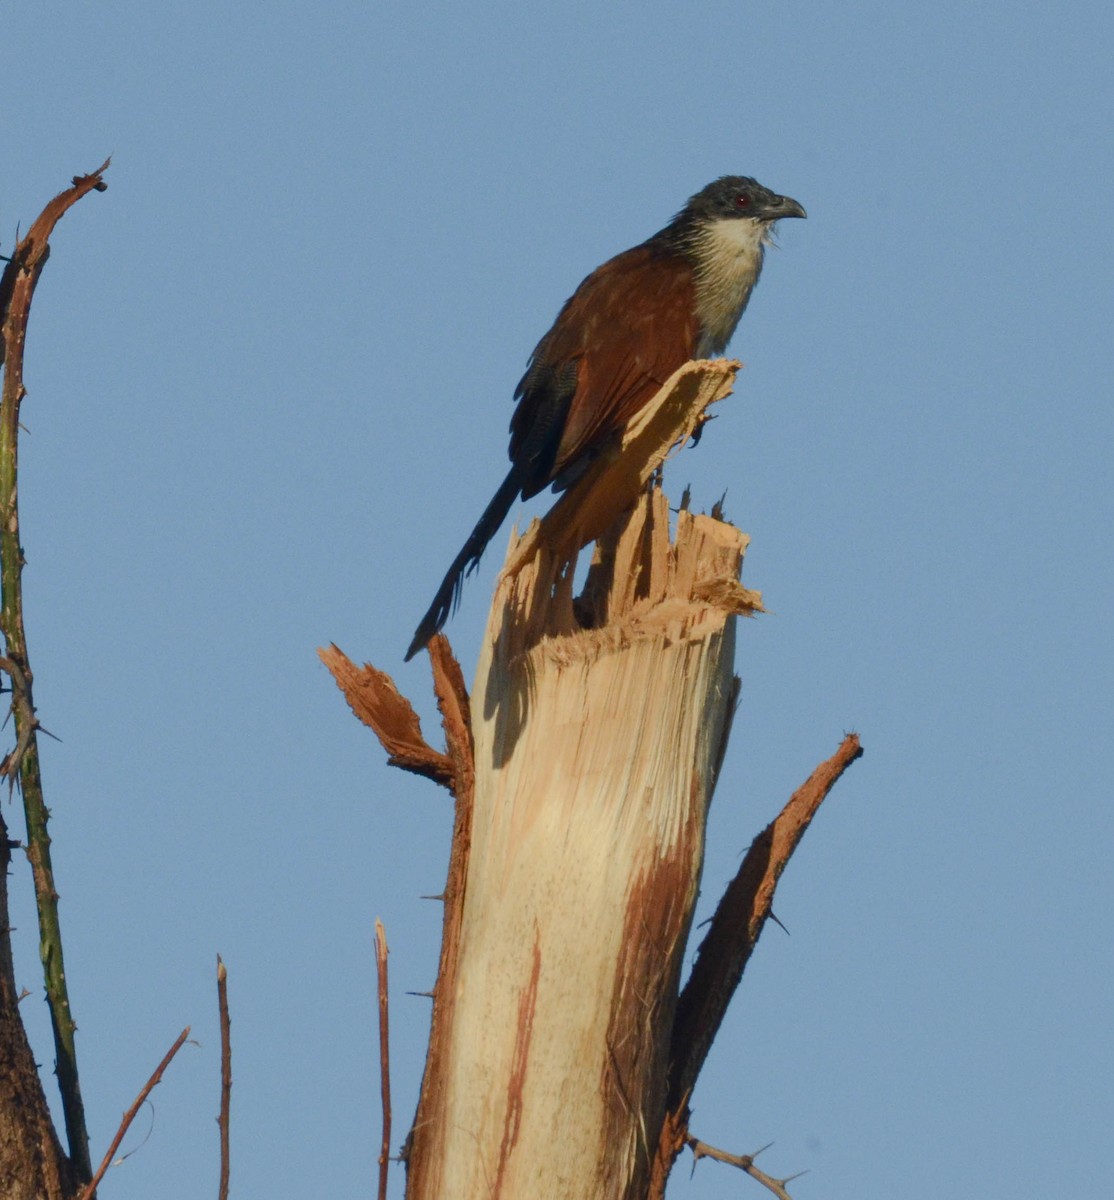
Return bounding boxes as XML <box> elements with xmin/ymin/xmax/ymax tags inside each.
<box><xmin>406</xmin><ymin>175</ymin><xmax>805</xmax><ymax>660</ymax></box>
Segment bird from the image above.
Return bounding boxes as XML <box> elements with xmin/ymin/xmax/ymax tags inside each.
<box><xmin>405</xmin><ymin>175</ymin><xmax>805</xmax><ymax>661</ymax></box>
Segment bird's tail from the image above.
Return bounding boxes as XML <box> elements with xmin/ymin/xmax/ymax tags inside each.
<box><xmin>405</xmin><ymin>466</ymin><xmax>525</xmax><ymax>661</ymax></box>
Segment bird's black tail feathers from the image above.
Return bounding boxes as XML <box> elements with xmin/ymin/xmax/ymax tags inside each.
<box><xmin>405</xmin><ymin>466</ymin><xmax>526</xmax><ymax>661</ymax></box>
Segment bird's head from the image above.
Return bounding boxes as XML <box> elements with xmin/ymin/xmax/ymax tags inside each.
<box><xmin>681</xmin><ymin>176</ymin><xmax>807</xmax><ymax>227</ymax></box>
<box><xmin>661</xmin><ymin>176</ymin><xmax>806</xmax><ymax>356</ymax></box>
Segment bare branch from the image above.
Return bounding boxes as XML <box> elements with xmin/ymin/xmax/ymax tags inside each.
<box><xmin>688</xmin><ymin>1136</ymin><xmax>802</xmax><ymax>1200</ymax></box>
<box><xmin>79</xmin><ymin>1026</ymin><xmax>191</xmax><ymax>1200</ymax></box>
<box><xmin>0</xmin><ymin>158</ymin><xmax>110</xmax><ymax>372</ymax></box>
<box><xmin>645</xmin><ymin>734</ymin><xmax>863</xmax><ymax>1196</ymax></box>
<box><xmin>669</xmin><ymin>733</ymin><xmax>863</xmax><ymax>1106</ymax></box>
<box><xmin>216</xmin><ymin>957</ymin><xmax>231</xmax><ymax>1200</ymax></box>
<box><xmin>374</xmin><ymin>919</ymin><xmax>392</xmax><ymax>1200</ymax></box>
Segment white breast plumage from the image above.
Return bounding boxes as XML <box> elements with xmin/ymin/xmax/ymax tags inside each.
<box><xmin>691</xmin><ymin>217</ymin><xmax>771</xmax><ymax>358</ymax></box>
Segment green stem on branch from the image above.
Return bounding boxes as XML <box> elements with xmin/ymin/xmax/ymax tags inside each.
<box><xmin>0</xmin><ymin>160</ymin><xmax>110</xmax><ymax>1182</ymax></box>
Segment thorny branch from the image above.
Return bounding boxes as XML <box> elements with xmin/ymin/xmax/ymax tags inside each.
<box><xmin>688</xmin><ymin>1136</ymin><xmax>804</xmax><ymax>1200</ymax></box>
<box><xmin>0</xmin><ymin>655</ymin><xmax>35</xmax><ymax>784</ymax></box>
<box><xmin>0</xmin><ymin>156</ymin><xmax>110</xmax><ymax>1182</ymax></box>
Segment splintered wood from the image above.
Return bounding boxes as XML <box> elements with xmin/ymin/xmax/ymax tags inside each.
<box><xmin>408</xmin><ymin>361</ymin><xmax>758</xmax><ymax>1200</ymax></box>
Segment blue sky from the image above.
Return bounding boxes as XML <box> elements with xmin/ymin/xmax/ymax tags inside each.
<box><xmin>5</xmin><ymin>2</ymin><xmax>1112</xmax><ymax>1197</ymax></box>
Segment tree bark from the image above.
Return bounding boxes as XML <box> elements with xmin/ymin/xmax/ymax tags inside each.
<box><xmin>0</xmin><ymin>834</ymin><xmax>79</xmax><ymax>1200</ymax></box>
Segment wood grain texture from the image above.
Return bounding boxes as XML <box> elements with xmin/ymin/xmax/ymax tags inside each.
<box><xmin>408</xmin><ymin>471</ymin><xmax>748</xmax><ymax>1199</ymax></box>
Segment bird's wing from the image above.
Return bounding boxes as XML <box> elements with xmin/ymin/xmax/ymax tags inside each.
<box><xmin>511</xmin><ymin>243</ymin><xmax>699</xmax><ymax>497</ymax></box>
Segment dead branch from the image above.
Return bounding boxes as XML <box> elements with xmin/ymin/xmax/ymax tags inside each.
<box><xmin>644</xmin><ymin>734</ymin><xmax>863</xmax><ymax>1196</ymax></box>
<box><xmin>318</xmin><ymin>644</ymin><xmax>452</xmax><ymax>784</ymax></box>
<box><xmin>688</xmin><ymin>1136</ymin><xmax>803</xmax><ymax>1200</ymax></box>
<box><xmin>79</xmin><ymin>1026</ymin><xmax>191</xmax><ymax>1200</ymax></box>
<box><xmin>668</xmin><ymin>733</ymin><xmax>863</xmax><ymax>1106</ymax></box>
<box><xmin>374</xmin><ymin>919</ymin><xmax>391</xmax><ymax>1200</ymax></box>
<box><xmin>217</xmin><ymin>957</ymin><xmax>231</xmax><ymax>1200</ymax></box>
<box><xmin>319</xmin><ymin>633</ymin><xmax>478</xmax><ymax>1185</ymax></box>
<box><xmin>402</xmin><ymin>648</ymin><xmax>476</xmax><ymax>1183</ymax></box>
<box><xmin>0</xmin><ymin>158</ymin><xmax>110</xmax><ymax>372</ymax></box>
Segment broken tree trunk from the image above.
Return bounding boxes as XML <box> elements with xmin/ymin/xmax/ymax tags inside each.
<box><xmin>409</xmin><ymin>495</ymin><xmax>747</xmax><ymax>1199</ymax></box>
<box><xmin>405</xmin><ymin>361</ymin><xmax>756</xmax><ymax>1199</ymax></box>
<box><xmin>322</xmin><ymin>359</ymin><xmax>862</xmax><ymax>1199</ymax></box>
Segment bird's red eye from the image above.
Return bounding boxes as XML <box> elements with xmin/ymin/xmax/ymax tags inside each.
<box><xmin>734</xmin><ymin>193</ymin><xmax>750</xmax><ymax>209</ymax></box>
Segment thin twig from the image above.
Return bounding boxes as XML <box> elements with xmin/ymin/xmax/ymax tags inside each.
<box><xmin>217</xmin><ymin>956</ymin><xmax>231</xmax><ymax>1200</ymax></box>
<box><xmin>688</xmin><ymin>1136</ymin><xmax>803</xmax><ymax>1200</ymax></box>
<box><xmin>79</xmin><ymin>1026</ymin><xmax>191</xmax><ymax>1200</ymax></box>
<box><xmin>374</xmin><ymin>919</ymin><xmax>392</xmax><ymax>1200</ymax></box>
<box><xmin>0</xmin><ymin>156</ymin><xmax>109</xmax><ymax>1181</ymax></box>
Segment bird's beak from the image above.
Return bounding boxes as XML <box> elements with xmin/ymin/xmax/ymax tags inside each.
<box><xmin>765</xmin><ymin>194</ymin><xmax>807</xmax><ymax>221</ymax></box>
